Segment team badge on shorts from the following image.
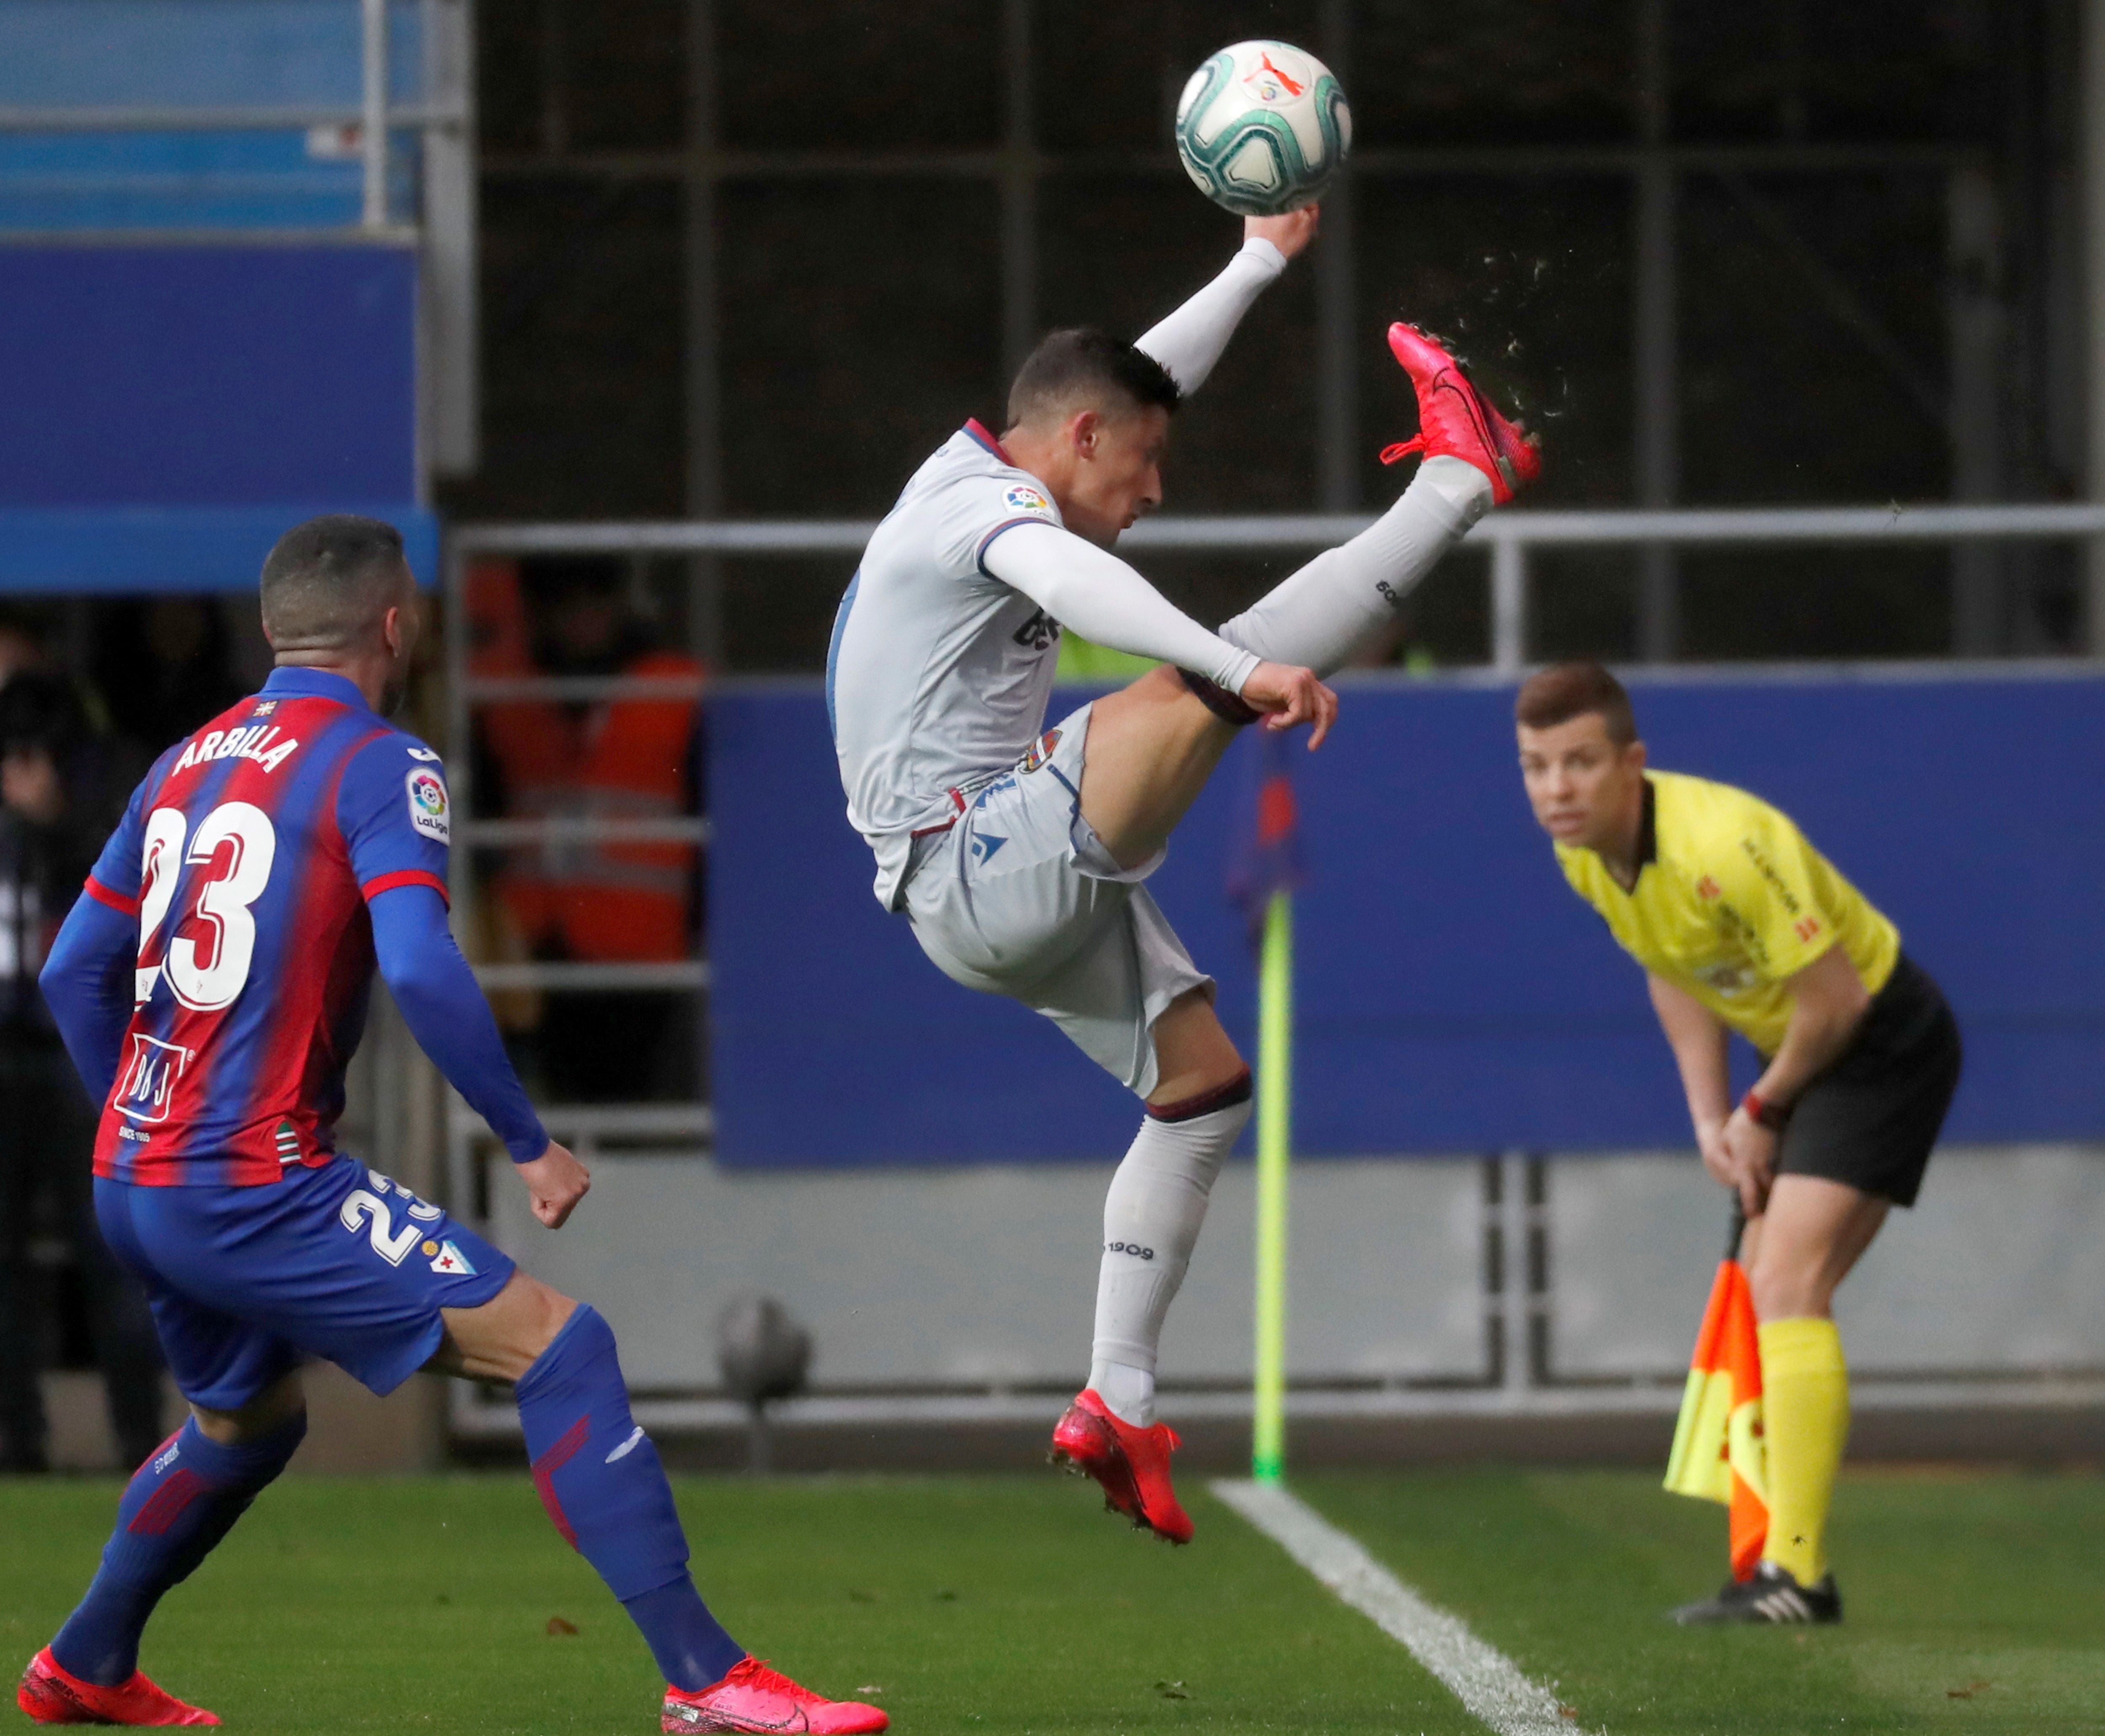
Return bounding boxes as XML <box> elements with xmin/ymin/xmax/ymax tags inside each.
<box><xmin>1002</xmin><ymin>483</ymin><xmax>1054</xmax><ymax>517</ymax></box>
<box><xmin>405</xmin><ymin>767</ymin><xmax>451</xmax><ymax>843</ymax></box>
<box><xmin>1019</xmin><ymin>728</ymin><xmax>1061</xmax><ymax>773</ymax></box>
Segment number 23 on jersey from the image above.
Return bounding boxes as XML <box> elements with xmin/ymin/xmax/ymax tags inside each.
<box><xmin>134</xmin><ymin>801</ymin><xmax>278</xmax><ymax>1012</ymax></box>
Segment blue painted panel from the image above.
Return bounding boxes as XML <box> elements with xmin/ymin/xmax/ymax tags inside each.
<box><xmin>0</xmin><ymin>503</ymin><xmax>436</xmax><ymax>591</ymax></box>
<box><xmin>0</xmin><ymin>1</ymin><xmax>423</xmax><ymax>107</ymax></box>
<box><xmin>710</xmin><ymin>675</ymin><xmax>2105</xmax><ymax>1167</ymax></box>
<box><xmin>0</xmin><ymin>132</ymin><xmax>421</xmax><ymax>232</ymax></box>
<box><xmin>0</xmin><ymin>245</ymin><xmax>417</xmax><ymax>506</ymax></box>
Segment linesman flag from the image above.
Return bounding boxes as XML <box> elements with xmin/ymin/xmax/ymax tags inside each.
<box><xmin>1663</xmin><ymin>1216</ymin><xmax>1769</xmax><ymax>1581</ymax></box>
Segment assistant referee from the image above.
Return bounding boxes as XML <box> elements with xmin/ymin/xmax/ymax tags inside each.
<box><xmin>1514</xmin><ymin>663</ymin><xmax>1961</xmax><ymax>1625</ymax></box>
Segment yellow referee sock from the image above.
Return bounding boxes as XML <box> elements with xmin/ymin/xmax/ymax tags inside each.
<box><xmin>1758</xmin><ymin>1316</ymin><xmax>1849</xmax><ymax>1585</ymax></box>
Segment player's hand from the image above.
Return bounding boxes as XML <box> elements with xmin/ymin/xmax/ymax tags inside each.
<box><xmin>1718</xmin><ymin>1107</ymin><xmax>1778</xmax><ymax>1219</ymax></box>
<box><xmin>1240</xmin><ymin>661</ymin><xmax>1338</xmax><ymax>748</ymax></box>
<box><xmin>1246</xmin><ymin>206</ymin><xmax>1320</xmax><ymax>260</ymax></box>
<box><xmin>518</xmin><ymin>1140</ymin><xmax>590</xmax><ymax>1230</ymax></box>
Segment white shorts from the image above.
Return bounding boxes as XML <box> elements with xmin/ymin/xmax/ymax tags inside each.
<box><xmin>900</xmin><ymin>701</ymin><xmax>1212</xmax><ymax>1097</ymax></box>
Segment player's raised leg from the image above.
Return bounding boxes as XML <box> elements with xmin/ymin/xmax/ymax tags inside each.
<box><xmin>1071</xmin><ymin>321</ymin><xmax>1538</xmax><ymax>876</ymax></box>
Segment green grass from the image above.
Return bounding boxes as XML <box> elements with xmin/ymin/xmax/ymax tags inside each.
<box><xmin>4</xmin><ymin>1468</ymin><xmax>2102</xmax><ymax>1733</ymax></box>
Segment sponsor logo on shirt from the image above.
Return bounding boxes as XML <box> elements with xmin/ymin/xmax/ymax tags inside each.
<box><xmin>406</xmin><ymin>746</ymin><xmax>442</xmax><ymax>763</ymax></box>
<box><xmin>1012</xmin><ymin>607</ymin><xmax>1060</xmax><ymax>651</ymax></box>
<box><xmin>173</xmin><ymin>723</ymin><xmax>299</xmax><ymax>777</ymax></box>
<box><xmin>115</xmin><ymin>1033</ymin><xmax>192</xmax><ymax>1124</ymax></box>
<box><xmin>1696</xmin><ymin>876</ymin><xmax>1721</xmax><ymax>900</ymax></box>
<box><xmin>406</xmin><ymin>768</ymin><xmax>451</xmax><ymax>844</ymax></box>
<box><xmin>1002</xmin><ymin>483</ymin><xmax>1054</xmax><ymax>517</ymax></box>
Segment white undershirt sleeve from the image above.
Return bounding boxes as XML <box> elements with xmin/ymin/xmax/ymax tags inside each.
<box><xmin>1132</xmin><ymin>239</ymin><xmax>1288</xmax><ymax>396</ymax></box>
<box><xmin>981</xmin><ymin>520</ymin><xmax>1261</xmax><ymax>695</ymax></box>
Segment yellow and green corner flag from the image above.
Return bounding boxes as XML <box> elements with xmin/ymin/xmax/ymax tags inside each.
<box><xmin>1664</xmin><ymin>1222</ymin><xmax>1769</xmax><ymax>1581</ymax></box>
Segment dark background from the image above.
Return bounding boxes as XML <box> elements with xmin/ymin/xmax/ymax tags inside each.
<box><xmin>444</xmin><ymin>0</ymin><xmax>2092</xmax><ymax>668</ymax></box>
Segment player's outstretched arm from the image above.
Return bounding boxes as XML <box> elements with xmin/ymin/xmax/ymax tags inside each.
<box><xmin>368</xmin><ymin>883</ymin><xmax>583</xmax><ymax>1223</ymax></box>
<box><xmin>1132</xmin><ymin>208</ymin><xmax>1318</xmax><ymax>395</ymax></box>
<box><xmin>985</xmin><ymin>520</ymin><xmax>1258</xmax><ymax>692</ymax></box>
<box><xmin>39</xmin><ymin>890</ymin><xmax>137</xmax><ymax>1106</ymax></box>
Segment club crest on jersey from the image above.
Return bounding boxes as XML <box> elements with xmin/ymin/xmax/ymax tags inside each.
<box><xmin>172</xmin><ymin>722</ymin><xmax>298</xmax><ymax>776</ymax></box>
<box><xmin>406</xmin><ymin>768</ymin><xmax>450</xmax><ymax>843</ymax></box>
<box><xmin>1019</xmin><ymin>728</ymin><xmax>1061</xmax><ymax>773</ymax></box>
<box><xmin>115</xmin><ymin>1034</ymin><xmax>192</xmax><ymax>1124</ymax></box>
<box><xmin>425</xmin><ymin>1238</ymin><xmax>476</xmax><ymax>1277</ymax></box>
<box><xmin>1002</xmin><ymin>483</ymin><xmax>1054</xmax><ymax>517</ymax></box>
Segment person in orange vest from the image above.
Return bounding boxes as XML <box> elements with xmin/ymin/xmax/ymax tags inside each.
<box><xmin>467</xmin><ymin>559</ymin><xmax>703</xmax><ymax>1101</ymax></box>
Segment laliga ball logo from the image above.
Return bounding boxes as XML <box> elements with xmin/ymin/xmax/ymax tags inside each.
<box><xmin>410</xmin><ymin>772</ymin><xmax>445</xmax><ymax>816</ymax></box>
<box><xmin>1175</xmin><ymin>40</ymin><xmax>1351</xmax><ymax>218</ymax></box>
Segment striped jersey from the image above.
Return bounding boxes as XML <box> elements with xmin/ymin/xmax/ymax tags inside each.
<box><xmin>82</xmin><ymin>667</ymin><xmax>451</xmax><ymax>1184</ymax></box>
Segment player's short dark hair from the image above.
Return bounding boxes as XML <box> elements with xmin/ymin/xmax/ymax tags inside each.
<box><xmin>1006</xmin><ymin>328</ymin><xmax>1181</xmax><ymax>429</ymax></box>
<box><xmin>259</xmin><ymin>514</ymin><xmax>410</xmax><ymax>650</ymax></box>
<box><xmin>1515</xmin><ymin>661</ymin><xmax>1638</xmax><ymax>746</ymax></box>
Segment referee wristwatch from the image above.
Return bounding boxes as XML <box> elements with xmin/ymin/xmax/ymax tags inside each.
<box><xmin>1743</xmin><ymin>1088</ymin><xmax>1792</xmax><ymax>1131</ymax></box>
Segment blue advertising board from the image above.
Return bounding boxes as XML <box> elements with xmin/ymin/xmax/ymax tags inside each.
<box><xmin>711</xmin><ymin>671</ymin><xmax>2105</xmax><ymax>1167</ymax></box>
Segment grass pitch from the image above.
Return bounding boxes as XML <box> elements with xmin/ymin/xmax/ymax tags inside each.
<box><xmin>4</xmin><ymin>1467</ymin><xmax>2101</xmax><ymax>1734</ymax></box>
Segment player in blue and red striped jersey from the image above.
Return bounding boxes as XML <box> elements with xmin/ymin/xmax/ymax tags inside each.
<box><xmin>19</xmin><ymin>517</ymin><xmax>884</xmax><ymax>1735</ymax></box>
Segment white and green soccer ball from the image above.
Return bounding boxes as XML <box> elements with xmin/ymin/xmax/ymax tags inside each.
<box><xmin>1174</xmin><ymin>40</ymin><xmax>1352</xmax><ymax>217</ymax></box>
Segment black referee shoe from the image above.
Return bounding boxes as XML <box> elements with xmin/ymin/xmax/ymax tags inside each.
<box><xmin>1671</xmin><ymin>1560</ymin><xmax>1842</xmax><ymax>1625</ymax></box>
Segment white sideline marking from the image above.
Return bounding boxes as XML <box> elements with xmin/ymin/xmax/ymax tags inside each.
<box><xmin>1212</xmin><ymin>1479</ymin><xmax>1590</xmax><ymax>1736</ymax></box>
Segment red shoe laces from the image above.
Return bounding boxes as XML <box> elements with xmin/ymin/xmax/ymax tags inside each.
<box><xmin>1379</xmin><ymin>436</ymin><xmax>1427</xmax><ymax>466</ymax></box>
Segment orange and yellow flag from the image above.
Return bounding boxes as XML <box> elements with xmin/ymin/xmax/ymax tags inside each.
<box><xmin>1663</xmin><ymin>1251</ymin><xmax>1768</xmax><ymax>1581</ymax></box>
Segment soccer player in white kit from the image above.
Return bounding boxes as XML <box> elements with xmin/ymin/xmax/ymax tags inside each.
<box><xmin>829</xmin><ymin>209</ymin><xmax>1539</xmax><ymax>1541</ymax></box>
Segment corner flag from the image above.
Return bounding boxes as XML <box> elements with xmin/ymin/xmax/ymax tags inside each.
<box><xmin>1228</xmin><ymin>733</ymin><xmax>1303</xmax><ymax>1484</ymax></box>
<box><xmin>1663</xmin><ymin>1211</ymin><xmax>1768</xmax><ymax>1581</ymax></box>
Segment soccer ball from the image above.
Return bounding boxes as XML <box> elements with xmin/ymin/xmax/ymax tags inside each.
<box><xmin>1174</xmin><ymin>40</ymin><xmax>1352</xmax><ymax>217</ymax></box>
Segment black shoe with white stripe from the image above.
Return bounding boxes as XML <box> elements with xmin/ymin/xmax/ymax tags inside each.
<box><xmin>1671</xmin><ymin>1561</ymin><xmax>1842</xmax><ymax>1625</ymax></box>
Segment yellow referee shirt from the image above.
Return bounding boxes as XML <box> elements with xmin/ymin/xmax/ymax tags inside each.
<box><xmin>1555</xmin><ymin>770</ymin><xmax>1900</xmax><ymax>1057</ymax></box>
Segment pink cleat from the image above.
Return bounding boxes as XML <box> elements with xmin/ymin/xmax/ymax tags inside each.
<box><xmin>661</xmin><ymin>1656</ymin><xmax>888</xmax><ymax>1734</ymax></box>
<box><xmin>1380</xmin><ymin>321</ymin><xmax>1542</xmax><ymax>504</ymax></box>
<box><xmin>1050</xmin><ymin>1388</ymin><xmax>1194</xmax><ymax>1544</ymax></box>
<box><xmin>17</xmin><ymin>1648</ymin><xmax>219</xmax><ymax>1726</ymax></box>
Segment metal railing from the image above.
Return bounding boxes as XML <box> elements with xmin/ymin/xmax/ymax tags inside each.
<box><xmin>454</xmin><ymin>498</ymin><xmax>2105</xmax><ymax>675</ymax></box>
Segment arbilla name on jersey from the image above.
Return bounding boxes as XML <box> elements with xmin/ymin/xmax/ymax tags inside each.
<box><xmin>172</xmin><ymin>721</ymin><xmax>299</xmax><ymax>776</ymax></box>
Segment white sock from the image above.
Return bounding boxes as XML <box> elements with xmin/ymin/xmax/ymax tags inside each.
<box><xmin>1218</xmin><ymin>457</ymin><xmax>1493</xmax><ymax>676</ymax></box>
<box><xmin>1089</xmin><ymin>1076</ymin><xmax>1255</xmax><ymax>1427</ymax></box>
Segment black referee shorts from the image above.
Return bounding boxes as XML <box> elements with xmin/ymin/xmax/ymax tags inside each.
<box><xmin>1773</xmin><ymin>953</ymin><xmax>1961</xmax><ymax>1209</ymax></box>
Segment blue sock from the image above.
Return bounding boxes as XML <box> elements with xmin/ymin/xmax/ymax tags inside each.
<box><xmin>516</xmin><ymin>1306</ymin><xmax>744</xmax><ymax>1691</ymax></box>
<box><xmin>52</xmin><ymin>1412</ymin><xmax>306</xmax><ymax>1685</ymax></box>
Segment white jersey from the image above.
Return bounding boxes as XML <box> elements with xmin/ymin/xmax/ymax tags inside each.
<box><xmin>829</xmin><ymin>240</ymin><xmax>1293</xmax><ymax>911</ymax></box>
<box><xmin>828</xmin><ymin>421</ymin><xmax>1069</xmax><ymax>908</ymax></box>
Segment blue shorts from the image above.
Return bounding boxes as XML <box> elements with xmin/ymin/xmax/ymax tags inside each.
<box><xmin>95</xmin><ymin>1157</ymin><xmax>514</xmax><ymax>1410</ymax></box>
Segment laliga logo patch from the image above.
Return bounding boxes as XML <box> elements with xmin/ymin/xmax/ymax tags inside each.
<box><xmin>406</xmin><ymin>768</ymin><xmax>450</xmax><ymax>844</ymax></box>
<box><xmin>1002</xmin><ymin>483</ymin><xmax>1053</xmax><ymax>517</ymax></box>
